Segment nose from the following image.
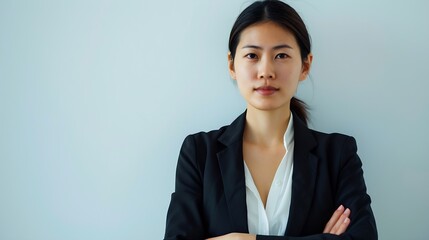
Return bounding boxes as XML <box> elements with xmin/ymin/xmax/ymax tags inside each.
<box><xmin>258</xmin><ymin>57</ymin><xmax>275</xmax><ymax>80</ymax></box>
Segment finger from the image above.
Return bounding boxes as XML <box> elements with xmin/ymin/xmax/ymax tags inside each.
<box><xmin>331</xmin><ymin>208</ymin><xmax>351</xmax><ymax>234</ymax></box>
<box><xmin>323</xmin><ymin>205</ymin><xmax>344</xmax><ymax>233</ymax></box>
<box><xmin>335</xmin><ymin>217</ymin><xmax>350</xmax><ymax>235</ymax></box>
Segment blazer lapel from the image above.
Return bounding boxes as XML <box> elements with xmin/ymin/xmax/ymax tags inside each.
<box><xmin>217</xmin><ymin>112</ymin><xmax>249</xmax><ymax>233</ymax></box>
<box><xmin>285</xmin><ymin>115</ymin><xmax>319</xmax><ymax>236</ymax></box>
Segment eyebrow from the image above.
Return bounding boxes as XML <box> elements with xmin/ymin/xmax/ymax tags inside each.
<box><xmin>241</xmin><ymin>44</ymin><xmax>293</xmax><ymax>50</ymax></box>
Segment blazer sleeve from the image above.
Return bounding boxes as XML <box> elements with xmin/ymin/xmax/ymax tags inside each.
<box><xmin>257</xmin><ymin>137</ymin><xmax>377</xmax><ymax>240</ymax></box>
<box><xmin>164</xmin><ymin>135</ymin><xmax>206</xmax><ymax>240</ymax></box>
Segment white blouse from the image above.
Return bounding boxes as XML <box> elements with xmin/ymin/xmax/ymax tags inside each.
<box><xmin>244</xmin><ymin>114</ymin><xmax>294</xmax><ymax>236</ymax></box>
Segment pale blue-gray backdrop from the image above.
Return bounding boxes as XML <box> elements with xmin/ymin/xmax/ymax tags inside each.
<box><xmin>1</xmin><ymin>0</ymin><xmax>428</xmax><ymax>239</ymax></box>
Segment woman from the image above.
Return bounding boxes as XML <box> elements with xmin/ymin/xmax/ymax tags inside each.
<box><xmin>164</xmin><ymin>1</ymin><xmax>377</xmax><ymax>239</ymax></box>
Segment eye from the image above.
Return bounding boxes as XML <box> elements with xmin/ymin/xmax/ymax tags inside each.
<box><xmin>245</xmin><ymin>53</ymin><xmax>258</xmax><ymax>59</ymax></box>
<box><xmin>275</xmin><ymin>53</ymin><xmax>289</xmax><ymax>59</ymax></box>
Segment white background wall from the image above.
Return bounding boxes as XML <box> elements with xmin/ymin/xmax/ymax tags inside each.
<box><xmin>1</xmin><ymin>0</ymin><xmax>428</xmax><ymax>239</ymax></box>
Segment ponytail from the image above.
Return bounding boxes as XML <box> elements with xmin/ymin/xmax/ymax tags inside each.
<box><xmin>291</xmin><ymin>97</ymin><xmax>309</xmax><ymax>126</ymax></box>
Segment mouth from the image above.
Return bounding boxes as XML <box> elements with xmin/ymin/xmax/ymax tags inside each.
<box><xmin>254</xmin><ymin>86</ymin><xmax>279</xmax><ymax>96</ymax></box>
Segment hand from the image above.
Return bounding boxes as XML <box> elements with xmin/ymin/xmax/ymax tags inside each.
<box><xmin>207</xmin><ymin>233</ymin><xmax>256</xmax><ymax>240</ymax></box>
<box><xmin>323</xmin><ymin>205</ymin><xmax>351</xmax><ymax>235</ymax></box>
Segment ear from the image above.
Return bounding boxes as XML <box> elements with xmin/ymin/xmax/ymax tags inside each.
<box><xmin>228</xmin><ymin>52</ymin><xmax>236</xmax><ymax>80</ymax></box>
<box><xmin>299</xmin><ymin>53</ymin><xmax>313</xmax><ymax>81</ymax></box>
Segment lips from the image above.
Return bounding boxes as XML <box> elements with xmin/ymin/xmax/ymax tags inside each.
<box><xmin>255</xmin><ymin>86</ymin><xmax>279</xmax><ymax>96</ymax></box>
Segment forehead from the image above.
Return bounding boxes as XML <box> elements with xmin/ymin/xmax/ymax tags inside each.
<box><xmin>238</xmin><ymin>21</ymin><xmax>298</xmax><ymax>48</ymax></box>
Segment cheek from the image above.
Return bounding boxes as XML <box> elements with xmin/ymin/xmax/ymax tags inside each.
<box><xmin>278</xmin><ymin>64</ymin><xmax>303</xmax><ymax>80</ymax></box>
<box><xmin>234</xmin><ymin>60</ymin><xmax>254</xmax><ymax>77</ymax></box>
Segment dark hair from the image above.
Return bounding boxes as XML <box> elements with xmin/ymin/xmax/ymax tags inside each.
<box><xmin>228</xmin><ymin>0</ymin><xmax>311</xmax><ymax>124</ymax></box>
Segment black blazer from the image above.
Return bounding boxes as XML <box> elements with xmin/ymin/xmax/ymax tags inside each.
<box><xmin>164</xmin><ymin>112</ymin><xmax>377</xmax><ymax>240</ymax></box>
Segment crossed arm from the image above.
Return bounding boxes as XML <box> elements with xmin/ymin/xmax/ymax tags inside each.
<box><xmin>208</xmin><ymin>205</ymin><xmax>351</xmax><ymax>240</ymax></box>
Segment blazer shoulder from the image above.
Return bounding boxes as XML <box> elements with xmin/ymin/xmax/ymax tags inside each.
<box><xmin>186</xmin><ymin>124</ymin><xmax>229</xmax><ymax>144</ymax></box>
<box><xmin>185</xmin><ymin>111</ymin><xmax>246</xmax><ymax>146</ymax></box>
<box><xmin>306</xmin><ymin>128</ymin><xmax>359</xmax><ymax>159</ymax></box>
<box><xmin>310</xmin><ymin>128</ymin><xmax>357</xmax><ymax>145</ymax></box>
<box><xmin>180</xmin><ymin>123</ymin><xmax>233</xmax><ymax>158</ymax></box>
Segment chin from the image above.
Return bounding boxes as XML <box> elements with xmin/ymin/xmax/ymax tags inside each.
<box><xmin>249</xmin><ymin>104</ymin><xmax>287</xmax><ymax>112</ymax></box>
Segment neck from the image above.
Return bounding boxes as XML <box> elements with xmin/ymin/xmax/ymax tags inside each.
<box><xmin>244</xmin><ymin>106</ymin><xmax>291</xmax><ymax>147</ymax></box>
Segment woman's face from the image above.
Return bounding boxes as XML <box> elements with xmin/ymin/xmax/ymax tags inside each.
<box><xmin>228</xmin><ymin>21</ymin><xmax>312</xmax><ymax>112</ymax></box>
